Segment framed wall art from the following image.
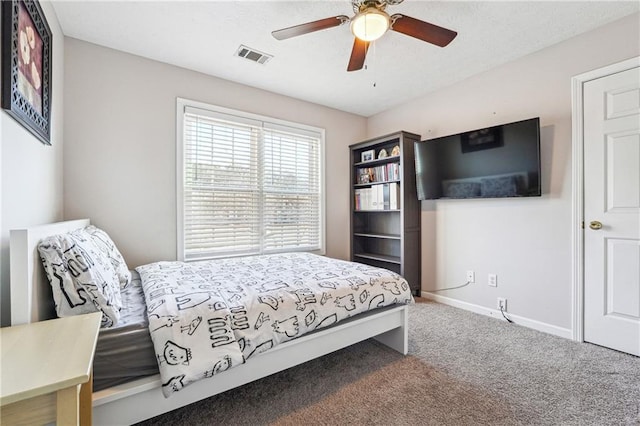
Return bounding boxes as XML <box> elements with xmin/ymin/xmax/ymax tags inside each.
<box><xmin>1</xmin><ymin>0</ymin><xmax>52</xmax><ymax>145</ymax></box>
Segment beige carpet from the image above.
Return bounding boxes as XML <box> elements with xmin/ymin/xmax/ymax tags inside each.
<box><xmin>137</xmin><ymin>300</ymin><xmax>640</xmax><ymax>425</ymax></box>
<box><xmin>271</xmin><ymin>355</ymin><xmax>514</xmax><ymax>426</ymax></box>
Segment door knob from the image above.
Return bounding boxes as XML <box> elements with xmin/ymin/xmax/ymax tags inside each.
<box><xmin>589</xmin><ymin>221</ymin><xmax>603</xmax><ymax>230</ymax></box>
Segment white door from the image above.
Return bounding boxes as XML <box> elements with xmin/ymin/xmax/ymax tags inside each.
<box><xmin>583</xmin><ymin>65</ymin><xmax>640</xmax><ymax>356</ymax></box>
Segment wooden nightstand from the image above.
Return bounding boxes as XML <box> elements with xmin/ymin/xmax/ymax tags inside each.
<box><xmin>1</xmin><ymin>312</ymin><xmax>102</xmax><ymax>425</ymax></box>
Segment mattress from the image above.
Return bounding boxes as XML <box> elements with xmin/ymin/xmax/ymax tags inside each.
<box><xmin>93</xmin><ymin>271</ymin><xmax>158</xmax><ymax>391</ymax></box>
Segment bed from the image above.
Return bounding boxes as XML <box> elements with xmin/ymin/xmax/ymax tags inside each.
<box><xmin>10</xmin><ymin>219</ymin><xmax>410</xmax><ymax>425</ymax></box>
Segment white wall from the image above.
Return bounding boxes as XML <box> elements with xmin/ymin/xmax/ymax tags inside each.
<box><xmin>6</xmin><ymin>10</ymin><xmax>637</xmax><ymax>333</ymax></box>
<box><xmin>367</xmin><ymin>13</ymin><xmax>640</xmax><ymax>331</ymax></box>
<box><xmin>63</xmin><ymin>38</ymin><xmax>367</xmax><ymax>268</ymax></box>
<box><xmin>0</xmin><ymin>1</ymin><xmax>65</xmax><ymax>326</ymax></box>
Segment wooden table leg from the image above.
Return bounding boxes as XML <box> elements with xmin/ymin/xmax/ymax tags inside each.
<box><xmin>57</xmin><ymin>385</ymin><xmax>80</xmax><ymax>425</ymax></box>
<box><xmin>80</xmin><ymin>371</ymin><xmax>93</xmax><ymax>426</ymax></box>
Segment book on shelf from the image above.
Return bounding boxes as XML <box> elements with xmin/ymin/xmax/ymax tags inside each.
<box><xmin>372</xmin><ymin>185</ymin><xmax>380</xmax><ymax>209</ymax></box>
<box><xmin>382</xmin><ymin>184</ymin><xmax>390</xmax><ymax>210</ymax></box>
<box><xmin>389</xmin><ymin>182</ymin><xmax>399</xmax><ymax>210</ymax></box>
<box><xmin>356</xmin><ymin>162</ymin><xmax>401</xmax><ymax>184</ymax></box>
<box><xmin>354</xmin><ymin>182</ymin><xmax>400</xmax><ymax>211</ymax></box>
<box><xmin>355</xmin><ymin>188</ymin><xmax>369</xmax><ymax>210</ymax></box>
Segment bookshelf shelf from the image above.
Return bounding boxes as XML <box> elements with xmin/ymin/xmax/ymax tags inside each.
<box><xmin>353</xmin><ymin>253</ymin><xmax>401</xmax><ymax>265</ymax></box>
<box><xmin>353</xmin><ymin>179</ymin><xmax>401</xmax><ymax>188</ymax></box>
<box><xmin>353</xmin><ymin>155</ymin><xmax>400</xmax><ymax>167</ymax></box>
<box><xmin>353</xmin><ymin>232</ymin><xmax>401</xmax><ymax>240</ymax></box>
<box><xmin>350</xmin><ymin>131</ymin><xmax>421</xmax><ymax>295</ymax></box>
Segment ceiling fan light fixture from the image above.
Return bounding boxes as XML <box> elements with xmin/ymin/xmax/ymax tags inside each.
<box><xmin>350</xmin><ymin>8</ymin><xmax>390</xmax><ymax>42</ymax></box>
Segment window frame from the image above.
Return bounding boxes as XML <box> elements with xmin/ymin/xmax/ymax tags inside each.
<box><xmin>176</xmin><ymin>97</ymin><xmax>326</xmax><ymax>261</ymax></box>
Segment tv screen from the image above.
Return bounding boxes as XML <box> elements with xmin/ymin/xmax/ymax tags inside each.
<box><xmin>414</xmin><ymin>117</ymin><xmax>541</xmax><ymax>200</ymax></box>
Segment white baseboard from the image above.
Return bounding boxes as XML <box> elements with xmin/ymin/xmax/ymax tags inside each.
<box><xmin>421</xmin><ymin>292</ymin><xmax>573</xmax><ymax>340</ymax></box>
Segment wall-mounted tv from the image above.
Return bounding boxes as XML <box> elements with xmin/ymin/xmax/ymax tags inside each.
<box><xmin>414</xmin><ymin>117</ymin><xmax>541</xmax><ymax>200</ymax></box>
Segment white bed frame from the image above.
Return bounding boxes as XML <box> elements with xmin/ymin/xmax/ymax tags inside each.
<box><xmin>10</xmin><ymin>219</ymin><xmax>409</xmax><ymax>425</ymax></box>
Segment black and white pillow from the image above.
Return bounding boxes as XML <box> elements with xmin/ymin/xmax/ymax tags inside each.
<box><xmin>83</xmin><ymin>225</ymin><xmax>132</xmax><ymax>289</ymax></box>
<box><xmin>38</xmin><ymin>230</ymin><xmax>123</xmax><ymax>327</ymax></box>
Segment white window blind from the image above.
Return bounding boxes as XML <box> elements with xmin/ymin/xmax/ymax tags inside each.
<box><xmin>179</xmin><ymin>102</ymin><xmax>324</xmax><ymax>261</ymax></box>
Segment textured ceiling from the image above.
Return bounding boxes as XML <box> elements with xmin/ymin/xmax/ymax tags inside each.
<box><xmin>51</xmin><ymin>1</ymin><xmax>639</xmax><ymax>117</ymax></box>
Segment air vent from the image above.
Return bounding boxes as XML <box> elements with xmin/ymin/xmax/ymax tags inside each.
<box><xmin>235</xmin><ymin>45</ymin><xmax>273</xmax><ymax>65</ymax></box>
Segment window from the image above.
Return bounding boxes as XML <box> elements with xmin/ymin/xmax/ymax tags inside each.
<box><xmin>177</xmin><ymin>99</ymin><xmax>325</xmax><ymax>261</ymax></box>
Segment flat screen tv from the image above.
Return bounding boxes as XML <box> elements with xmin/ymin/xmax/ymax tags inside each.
<box><xmin>414</xmin><ymin>117</ymin><xmax>541</xmax><ymax>200</ymax></box>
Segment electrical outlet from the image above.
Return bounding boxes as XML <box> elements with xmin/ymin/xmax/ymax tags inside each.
<box><xmin>497</xmin><ymin>297</ymin><xmax>507</xmax><ymax>311</ymax></box>
<box><xmin>488</xmin><ymin>273</ymin><xmax>498</xmax><ymax>287</ymax></box>
<box><xmin>466</xmin><ymin>270</ymin><xmax>475</xmax><ymax>283</ymax></box>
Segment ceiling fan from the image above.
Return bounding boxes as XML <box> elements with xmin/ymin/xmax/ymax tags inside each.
<box><xmin>271</xmin><ymin>0</ymin><xmax>457</xmax><ymax>72</ymax></box>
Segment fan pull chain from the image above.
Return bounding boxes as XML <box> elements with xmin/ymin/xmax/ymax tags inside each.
<box><xmin>372</xmin><ymin>41</ymin><xmax>377</xmax><ymax>88</ymax></box>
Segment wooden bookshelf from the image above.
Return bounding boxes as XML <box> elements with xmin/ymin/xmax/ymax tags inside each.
<box><xmin>350</xmin><ymin>131</ymin><xmax>421</xmax><ymax>295</ymax></box>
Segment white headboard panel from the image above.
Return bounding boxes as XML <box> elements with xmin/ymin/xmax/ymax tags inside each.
<box><xmin>10</xmin><ymin>219</ymin><xmax>90</xmax><ymax>325</ymax></box>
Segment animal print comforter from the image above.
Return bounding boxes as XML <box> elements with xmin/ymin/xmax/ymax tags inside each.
<box><xmin>135</xmin><ymin>252</ymin><xmax>413</xmax><ymax>397</ymax></box>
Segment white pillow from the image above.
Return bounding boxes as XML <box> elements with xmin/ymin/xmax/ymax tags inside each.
<box><xmin>83</xmin><ymin>225</ymin><xmax>132</xmax><ymax>289</ymax></box>
<box><xmin>38</xmin><ymin>230</ymin><xmax>122</xmax><ymax>327</ymax></box>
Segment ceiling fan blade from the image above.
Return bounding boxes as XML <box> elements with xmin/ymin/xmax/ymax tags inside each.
<box><xmin>272</xmin><ymin>15</ymin><xmax>350</xmax><ymax>40</ymax></box>
<box><xmin>390</xmin><ymin>14</ymin><xmax>457</xmax><ymax>47</ymax></box>
<box><xmin>347</xmin><ymin>37</ymin><xmax>370</xmax><ymax>72</ymax></box>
